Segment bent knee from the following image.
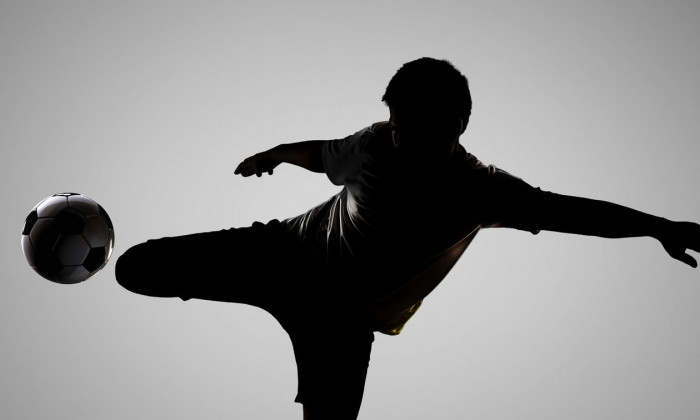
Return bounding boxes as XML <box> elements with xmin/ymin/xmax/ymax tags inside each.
<box><xmin>115</xmin><ymin>240</ymin><xmax>183</xmax><ymax>299</ymax></box>
<box><xmin>115</xmin><ymin>243</ymin><xmax>148</xmax><ymax>294</ymax></box>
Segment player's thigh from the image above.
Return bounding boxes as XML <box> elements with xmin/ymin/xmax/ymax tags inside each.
<box><xmin>115</xmin><ymin>220</ymin><xmax>302</xmax><ymax>305</ymax></box>
<box><xmin>285</xmin><ymin>318</ymin><xmax>375</xmax><ymax>420</ymax></box>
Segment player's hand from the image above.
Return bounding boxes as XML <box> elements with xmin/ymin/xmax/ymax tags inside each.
<box><xmin>658</xmin><ymin>221</ymin><xmax>700</xmax><ymax>268</ymax></box>
<box><xmin>234</xmin><ymin>153</ymin><xmax>281</xmax><ymax>177</ymax></box>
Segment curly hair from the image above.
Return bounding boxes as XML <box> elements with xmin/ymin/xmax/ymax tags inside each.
<box><xmin>382</xmin><ymin>57</ymin><xmax>472</xmax><ymax>126</ymax></box>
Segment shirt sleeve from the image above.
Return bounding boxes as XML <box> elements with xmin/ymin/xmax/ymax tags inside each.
<box><xmin>478</xmin><ymin>165</ymin><xmax>547</xmax><ymax>234</ymax></box>
<box><xmin>322</xmin><ymin>125</ymin><xmax>376</xmax><ymax>186</ymax></box>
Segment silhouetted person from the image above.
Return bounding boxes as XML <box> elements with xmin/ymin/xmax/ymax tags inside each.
<box><xmin>115</xmin><ymin>57</ymin><xmax>700</xmax><ymax>419</ymax></box>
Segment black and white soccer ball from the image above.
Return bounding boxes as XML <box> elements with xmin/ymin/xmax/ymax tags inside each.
<box><xmin>21</xmin><ymin>192</ymin><xmax>115</xmax><ymax>284</ymax></box>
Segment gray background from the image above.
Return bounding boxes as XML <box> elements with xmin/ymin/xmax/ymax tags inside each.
<box><xmin>2</xmin><ymin>1</ymin><xmax>699</xmax><ymax>419</ymax></box>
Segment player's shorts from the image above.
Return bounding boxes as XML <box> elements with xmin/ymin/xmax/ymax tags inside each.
<box><xmin>115</xmin><ymin>219</ymin><xmax>374</xmax><ymax>419</ymax></box>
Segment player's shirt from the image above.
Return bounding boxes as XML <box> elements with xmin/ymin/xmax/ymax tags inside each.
<box><xmin>282</xmin><ymin>122</ymin><xmax>544</xmax><ymax>335</ymax></box>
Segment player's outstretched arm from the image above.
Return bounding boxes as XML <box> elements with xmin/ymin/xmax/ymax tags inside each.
<box><xmin>234</xmin><ymin>140</ymin><xmax>326</xmax><ymax>177</ymax></box>
<box><xmin>531</xmin><ymin>193</ymin><xmax>700</xmax><ymax>267</ymax></box>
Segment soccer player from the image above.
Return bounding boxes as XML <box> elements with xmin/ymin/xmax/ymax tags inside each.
<box><xmin>115</xmin><ymin>57</ymin><xmax>700</xmax><ymax>419</ymax></box>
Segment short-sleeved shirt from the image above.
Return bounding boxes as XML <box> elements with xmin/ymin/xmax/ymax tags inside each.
<box><xmin>282</xmin><ymin>122</ymin><xmax>544</xmax><ymax>335</ymax></box>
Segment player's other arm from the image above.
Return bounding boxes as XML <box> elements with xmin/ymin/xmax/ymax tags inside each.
<box><xmin>234</xmin><ymin>140</ymin><xmax>326</xmax><ymax>177</ymax></box>
<box><xmin>524</xmin><ymin>191</ymin><xmax>700</xmax><ymax>268</ymax></box>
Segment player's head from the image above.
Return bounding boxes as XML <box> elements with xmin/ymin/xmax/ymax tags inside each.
<box><xmin>382</xmin><ymin>57</ymin><xmax>471</xmax><ymax>161</ymax></box>
<box><xmin>382</xmin><ymin>57</ymin><xmax>471</xmax><ymax>136</ymax></box>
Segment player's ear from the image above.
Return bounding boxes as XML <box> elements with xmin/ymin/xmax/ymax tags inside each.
<box><xmin>459</xmin><ymin>117</ymin><xmax>469</xmax><ymax>134</ymax></box>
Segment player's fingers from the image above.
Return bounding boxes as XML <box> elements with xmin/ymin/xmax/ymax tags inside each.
<box><xmin>235</xmin><ymin>166</ymin><xmax>250</xmax><ymax>176</ymax></box>
<box><xmin>676</xmin><ymin>251</ymin><xmax>697</xmax><ymax>268</ymax></box>
<box><xmin>235</xmin><ymin>158</ymin><xmax>253</xmax><ymax>175</ymax></box>
<box><xmin>685</xmin><ymin>254</ymin><xmax>697</xmax><ymax>268</ymax></box>
<box><xmin>682</xmin><ymin>222</ymin><xmax>700</xmax><ymax>251</ymax></box>
<box><xmin>688</xmin><ymin>237</ymin><xmax>700</xmax><ymax>253</ymax></box>
<box><xmin>236</xmin><ymin>161</ymin><xmax>257</xmax><ymax>177</ymax></box>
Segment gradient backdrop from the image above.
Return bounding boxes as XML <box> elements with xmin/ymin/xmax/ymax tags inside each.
<box><xmin>2</xmin><ymin>1</ymin><xmax>699</xmax><ymax>419</ymax></box>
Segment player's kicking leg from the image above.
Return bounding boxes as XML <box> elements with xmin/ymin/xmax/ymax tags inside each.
<box><xmin>114</xmin><ymin>219</ymin><xmax>309</xmax><ymax>305</ymax></box>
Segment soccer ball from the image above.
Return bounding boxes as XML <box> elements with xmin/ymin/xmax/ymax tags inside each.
<box><xmin>21</xmin><ymin>192</ymin><xmax>115</xmax><ymax>284</ymax></box>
